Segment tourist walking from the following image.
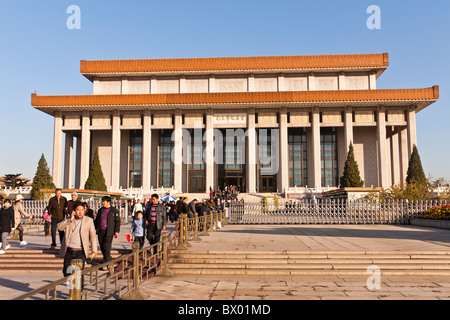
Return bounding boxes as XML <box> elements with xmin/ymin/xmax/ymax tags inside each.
<box><xmin>132</xmin><ymin>199</ymin><xmax>143</xmax><ymax>220</ymax></box>
<box><xmin>82</xmin><ymin>202</ymin><xmax>95</xmax><ymax>220</ymax></box>
<box><xmin>130</xmin><ymin>211</ymin><xmax>145</xmax><ymax>249</ymax></box>
<box><xmin>58</xmin><ymin>202</ymin><xmax>97</xmax><ymax>284</ymax></box>
<box><xmin>48</xmin><ymin>188</ymin><xmax>68</xmax><ymax>249</ymax></box>
<box><xmin>176</xmin><ymin>197</ymin><xmax>187</xmax><ymax>220</ymax></box>
<box><xmin>144</xmin><ymin>194</ymin><xmax>166</xmax><ymax>250</ymax></box>
<box><xmin>167</xmin><ymin>200</ymin><xmax>176</xmax><ymax>222</ymax></box>
<box><xmin>13</xmin><ymin>194</ymin><xmax>33</xmax><ymax>246</ymax></box>
<box><xmin>66</xmin><ymin>192</ymin><xmax>79</xmax><ymax>216</ymax></box>
<box><xmin>43</xmin><ymin>206</ymin><xmax>51</xmax><ymax>237</ymax></box>
<box><xmin>187</xmin><ymin>199</ymin><xmax>198</xmax><ymax>218</ymax></box>
<box><xmin>94</xmin><ymin>196</ymin><xmax>120</xmax><ymax>269</ymax></box>
<box><xmin>0</xmin><ymin>199</ymin><xmax>14</xmax><ymax>254</ymax></box>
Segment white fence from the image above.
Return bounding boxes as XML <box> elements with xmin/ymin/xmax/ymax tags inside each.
<box><xmin>229</xmin><ymin>199</ymin><xmax>448</xmax><ymax>225</ymax></box>
<box><xmin>20</xmin><ymin>199</ymin><xmax>128</xmax><ymax>230</ymax></box>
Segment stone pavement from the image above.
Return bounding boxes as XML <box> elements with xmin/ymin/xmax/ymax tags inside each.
<box><xmin>0</xmin><ymin>223</ymin><xmax>136</xmax><ymax>300</ymax></box>
<box><xmin>137</xmin><ymin>224</ymin><xmax>450</xmax><ymax>300</ymax></box>
<box><xmin>2</xmin><ymin>223</ymin><xmax>450</xmax><ymax>300</ymax></box>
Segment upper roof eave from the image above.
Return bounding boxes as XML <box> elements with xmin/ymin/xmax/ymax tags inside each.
<box><xmin>80</xmin><ymin>53</ymin><xmax>390</xmax><ymax>81</ymax></box>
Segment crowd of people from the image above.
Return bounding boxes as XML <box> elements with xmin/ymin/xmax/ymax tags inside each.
<box><xmin>129</xmin><ymin>184</ymin><xmax>240</xmax><ymax>224</ymax></box>
<box><xmin>0</xmin><ymin>194</ymin><xmax>34</xmax><ymax>254</ymax></box>
<box><xmin>0</xmin><ymin>185</ymin><xmax>241</xmax><ymax>279</ymax></box>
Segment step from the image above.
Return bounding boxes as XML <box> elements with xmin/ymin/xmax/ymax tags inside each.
<box><xmin>170</xmin><ymin>250</ymin><xmax>450</xmax><ymax>256</ymax></box>
<box><xmin>168</xmin><ymin>262</ymin><xmax>450</xmax><ymax>270</ymax></box>
<box><xmin>169</xmin><ymin>268</ymin><xmax>450</xmax><ymax>276</ymax></box>
<box><xmin>0</xmin><ymin>249</ymin><xmax>129</xmax><ymax>273</ymax></box>
<box><xmin>169</xmin><ymin>258</ymin><xmax>450</xmax><ymax>266</ymax></box>
<box><xmin>167</xmin><ymin>249</ymin><xmax>450</xmax><ymax>277</ymax></box>
<box><xmin>169</xmin><ymin>254</ymin><xmax>450</xmax><ymax>261</ymax></box>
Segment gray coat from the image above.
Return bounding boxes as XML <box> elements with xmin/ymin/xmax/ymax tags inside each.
<box><xmin>187</xmin><ymin>201</ymin><xmax>197</xmax><ymax>218</ymax></box>
<box><xmin>144</xmin><ymin>203</ymin><xmax>166</xmax><ymax>230</ymax></box>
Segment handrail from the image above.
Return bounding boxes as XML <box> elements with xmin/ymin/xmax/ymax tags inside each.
<box><xmin>13</xmin><ymin>210</ymin><xmax>226</xmax><ymax>300</ymax></box>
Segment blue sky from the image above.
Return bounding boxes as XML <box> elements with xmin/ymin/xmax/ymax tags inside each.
<box><xmin>0</xmin><ymin>0</ymin><xmax>449</xmax><ymax>181</ymax></box>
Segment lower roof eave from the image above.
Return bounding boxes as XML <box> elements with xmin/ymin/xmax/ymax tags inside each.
<box><xmin>32</xmin><ymin>99</ymin><xmax>438</xmax><ymax>116</ymax></box>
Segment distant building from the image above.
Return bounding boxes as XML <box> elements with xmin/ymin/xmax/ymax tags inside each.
<box><xmin>0</xmin><ymin>176</ymin><xmax>32</xmax><ymax>199</ymax></box>
<box><xmin>31</xmin><ymin>53</ymin><xmax>439</xmax><ymax>195</ymax></box>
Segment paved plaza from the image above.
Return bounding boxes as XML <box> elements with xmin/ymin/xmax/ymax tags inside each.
<box><xmin>2</xmin><ymin>223</ymin><xmax>450</xmax><ymax>300</ymax></box>
<box><xmin>137</xmin><ymin>223</ymin><xmax>450</xmax><ymax>300</ymax></box>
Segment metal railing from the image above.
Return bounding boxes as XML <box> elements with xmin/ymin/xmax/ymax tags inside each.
<box><xmin>19</xmin><ymin>200</ymin><xmax>125</xmax><ymax>232</ymax></box>
<box><xmin>13</xmin><ymin>210</ymin><xmax>226</xmax><ymax>300</ymax></box>
<box><xmin>229</xmin><ymin>199</ymin><xmax>449</xmax><ymax>225</ymax></box>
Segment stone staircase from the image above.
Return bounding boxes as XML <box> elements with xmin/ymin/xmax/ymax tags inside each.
<box><xmin>0</xmin><ymin>249</ymin><xmax>127</xmax><ymax>273</ymax></box>
<box><xmin>168</xmin><ymin>250</ymin><xmax>450</xmax><ymax>276</ymax></box>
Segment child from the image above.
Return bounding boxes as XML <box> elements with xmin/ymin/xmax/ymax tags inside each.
<box><xmin>130</xmin><ymin>211</ymin><xmax>145</xmax><ymax>249</ymax></box>
<box><xmin>0</xmin><ymin>199</ymin><xmax>15</xmax><ymax>254</ymax></box>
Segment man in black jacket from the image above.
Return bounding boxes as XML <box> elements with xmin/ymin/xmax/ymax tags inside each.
<box><xmin>144</xmin><ymin>194</ymin><xmax>166</xmax><ymax>251</ymax></box>
<box><xmin>94</xmin><ymin>196</ymin><xmax>120</xmax><ymax>268</ymax></box>
<box><xmin>48</xmin><ymin>188</ymin><xmax>68</xmax><ymax>249</ymax></box>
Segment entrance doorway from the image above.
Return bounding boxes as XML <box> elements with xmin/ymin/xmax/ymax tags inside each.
<box><xmin>219</xmin><ymin>170</ymin><xmax>246</xmax><ymax>192</ymax></box>
<box><xmin>260</xmin><ymin>175</ymin><xmax>276</xmax><ymax>192</ymax></box>
<box><xmin>189</xmin><ymin>170</ymin><xmax>205</xmax><ymax>193</ymax></box>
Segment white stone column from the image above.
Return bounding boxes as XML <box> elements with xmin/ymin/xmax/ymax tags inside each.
<box><xmin>377</xmin><ymin>106</ymin><xmax>389</xmax><ymax>188</ymax></box>
<box><xmin>390</xmin><ymin>127</ymin><xmax>400</xmax><ymax>185</ymax></box>
<box><xmin>338</xmin><ymin>72</ymin><xmax>346</xmax><ymax>91</ymax></box>
<box><xmin>247</xmin><ymin>74</ymin><xmax>254</xmax><ymax>92</ymax></box>
<box><xmin>277</xmin><ymin>73</ymin><xmax>285</xmax><ymax>92</ymax></box>
<box><xmin>247</xmin><ymin>109</ymin><xmax>257</xmax><ymax>193</ymax></box>
<box><xmin>173</xmin><ymin>110</ymin><xmax>183</xmax><ymax>192</ymax></box>
<box><xmin>208</xmin><ymin>75</ymin><xmax>216</xmax><ymax>93</ymax></box>
<box><xmin>142</xmin><ymin>110</ymin><xmax>152</xmax><ymax>190</ymax></box>
<box><xmin>79</xmin><ymin>111</ymin><xmax>91</xmax><ymax>189</ymax></box>
<box><xmin>308</xmin><ymin>73</ymin><xmax>316</xmax><ymax>91</ymax></box>
<box><xmin>52</xmin><ymin>111</ymin><xmax>64</xmax><ymax>188</ymax></box>
<box><xmin>205</xmin><ymin>109</ymin><xmax>214</xmax><ymax>193</ymax></box>
<box><xmin>344</xmin><ymin>107</ymin><xmax>353</xmax><ymax>153</ymax></box>
<box><xmin>121</xmin><ymin>77</ymin><xmax>129</xmax><ymax>94</ymax></box>
<box><xmin>63</xmin><ymin>132</ymin><xmax>74</xmax><ymax>189</ymax></box>
<box><xmin>399</xmin><ymin>127</ymin><xmax>409</xmax><ymax>183</ymax></box>
<box><xmin>278</xmin><ymin>108</ymin><xmax>289</xmax><ymax>193</ymax></box>
<box><xmin>369</xmin><ymin>71</ymin><xmax>377</xmax><ymax>90</ymax></box>
<box><xmin>407</xmin><ymin>106</ymin><xmax>418</xmax><ymax>158</ymax></box>
<box><xmin>110</xmin><ymin>111</ymin><xmax>121</xmax><ymax>190</ymax></box>
<box><xmin>74</xmin><ymin>135</ymin><xmax>81</xmax><ymax>189</ymax></box>
<box><xmin>179</xmin><ymin>76</ymin><xmax>186</xmax><ymax>93</ymax></box>
<box><xmin>150</xmin><ymin>76</ymin><xmax>157</xmax><ymax>94</ymax></box>
<box><xmin>311</xmin><ymin>107</ymin><xmax>321</xmax><ymax>190</ymax></box>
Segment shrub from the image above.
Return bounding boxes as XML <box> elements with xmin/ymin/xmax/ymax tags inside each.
<box><xmin>84</xmin><ymin>148</ymin><xmax>107</xmax><ymax>191</ymax></box>
<box><xmin>340</xmin><ymin>142</ymin><xmax>364</xmax><ymax>188</ymax></box>
<box><xmin>419</xmin><ymin>204</ymin><xmax>450</xmax><ymax>220</ymax></box>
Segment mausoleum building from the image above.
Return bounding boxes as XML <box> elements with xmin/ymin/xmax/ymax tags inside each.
<box><xmin>31</xmin><ymin>53</ymin><xmax>439</xmax><ymax>195</ymax></box>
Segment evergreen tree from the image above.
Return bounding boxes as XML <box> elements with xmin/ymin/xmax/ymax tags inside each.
<box><xmin>2</xmin><ymin>174</ymin><xmax>28</xmax><ymax>189</ymax></box>
<box><xmin>339</xmin><ymin>142</ymin><xmax>364</xmax><ymax>188</ymax></box>
<box><xmin>30</xmin><ymin>154</ymin><xmax>56</xmax><ymax>200</ymax></box>
<box><xmin>406</xmin><ymin>145</ymin><xmax>427</xmax><ymax>185</ymax></box>
<box><xmin>84</xmin><ymin>148</ymin><xmax>107</xmax><ymax>191</ymax></box>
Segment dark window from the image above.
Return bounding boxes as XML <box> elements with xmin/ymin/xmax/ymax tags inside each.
<box><xmin>288</xmin><ymin>128</ymin><xmax>307</xmax><ymax>187</ymax></box>
<box><xmin>158</xmin><ymin>130</ymin><xmax>174</xmax><ymax>188</ymax></box>
<box><xmin>320</xmin><ymin>127</ymin><xmax>338</xmax><ymax>187</ymax></box>
<box><xmin>129</xmin><ymin>130</ymin><xmax>143</xmax><ymax>188</ymax></box>
<box><xmin>187</xmin><ymin>129</ymin><xmax>205</xmax><ymax>170</ymax></box>
<box><xmin>224</xmin><ymin>130</ymin><xmax>245</xmax><ymax>170</ymax></box>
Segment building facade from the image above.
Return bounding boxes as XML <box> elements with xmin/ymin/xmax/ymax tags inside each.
<box><xmin>31</xmin><ymin>53</ymin><xmax>439</xmax><ymax>195</ymax></box>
